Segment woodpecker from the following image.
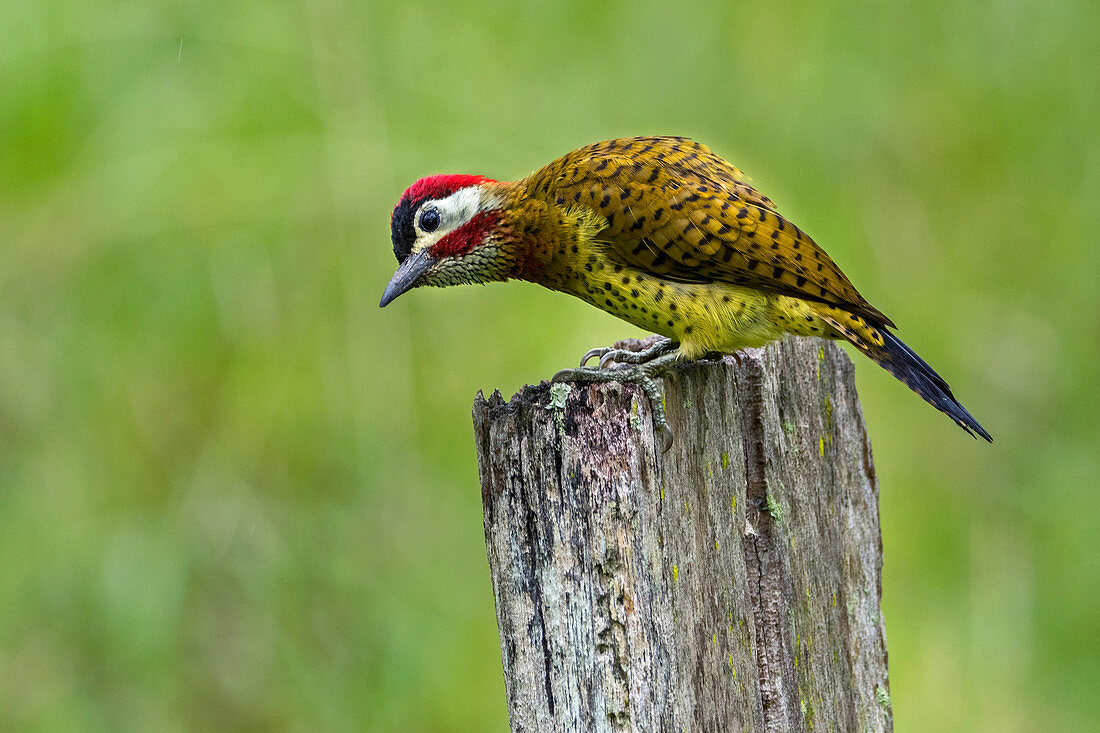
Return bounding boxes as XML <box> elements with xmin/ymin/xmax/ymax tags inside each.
<box><xmin>381</xmin><ymin>136</ymin><xmax>992</xmax><ymax>449</ymax></box>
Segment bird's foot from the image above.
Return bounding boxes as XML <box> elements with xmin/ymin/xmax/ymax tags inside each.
<box><xmin>553</xmin><ymin>342</ymin><xmax>681</xmax><ymax>453</ymax></box>
<box><xmin>578</xmin><ymin>337</ymin><xmax>679</xmax><ymax>369</ymax></box>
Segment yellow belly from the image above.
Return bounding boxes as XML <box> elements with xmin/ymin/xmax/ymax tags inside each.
<box><xmin>562</xmin><ymin>262</ymin><xmax>836</xmax><ymax>360</ymax></box>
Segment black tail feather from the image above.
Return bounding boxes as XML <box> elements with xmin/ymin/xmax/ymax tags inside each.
<box><xmin>869</xmin><ymin>331</ymin><xmax>993</xmax><ymax>442</ymax></box>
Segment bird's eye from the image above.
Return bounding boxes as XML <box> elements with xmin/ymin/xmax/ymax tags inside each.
<box><xmin>419</xmin><ymin>207</ymin><xmax>440</xmax><ymax>233</ymax></box>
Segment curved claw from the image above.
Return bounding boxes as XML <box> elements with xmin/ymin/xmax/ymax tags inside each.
<box><xmin>656</xmin><ymin>424</ymin><xmax>675</xmax><ymax>454</ymax></box>
<box><xmin>551</xmin><ymin>368</ymin><xmax>575</xmax><ymax>383</ymax></box>
<box><xmin>580</xmin><ymin>347</ymin><xmax>609</xmax><ymax>367</ymax></box>
<box><xmin>598</xmin><ymin>351</ymin><xmax>619</xmax><ymax>370</ymax></box>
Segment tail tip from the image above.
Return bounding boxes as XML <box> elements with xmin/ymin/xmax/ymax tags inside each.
<box><xmin>960</xmin><ymin>415</ymin><xmax>994</xmax><ymax>443</ymax></box>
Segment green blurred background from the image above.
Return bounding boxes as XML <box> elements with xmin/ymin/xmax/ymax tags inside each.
<box><xmin>1</xmin><ymin>0</ymin><xmax>1097</xmax><ymax>729</ymax></box>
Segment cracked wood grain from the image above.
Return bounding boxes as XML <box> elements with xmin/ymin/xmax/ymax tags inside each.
<box><xmin>473</xmin><ymin>337</ymin><xmax>892</xmax><ymax>733</ymax></box>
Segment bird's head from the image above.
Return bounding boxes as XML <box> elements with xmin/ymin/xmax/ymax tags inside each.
<box><xmin>380</xmin><ymin>174</ymin><xmax>514</xmax><ymax>307</ymax></box>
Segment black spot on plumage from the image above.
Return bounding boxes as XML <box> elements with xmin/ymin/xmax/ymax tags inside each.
<box><xmin>796</xmin><ymin>276</ymin><xmax>807</xmax><ymax>287</ymax></box>
<box><xmin>737</xmin><ymin>207</ymin><xmax>749</xmax><ymax>219</ymax></box>
<box><xmin>647</xmin><ymin>168</ymin><xmax>661</xmax><ymax>183</ymax></box>
<box><xmin>629</xmin><ymin>217</ymin><xmax>646</xmax><ymax>231</ymax></box>
<box><xmin>595</xmin><ymin>159</ymin><xmax>610</xmax><ymax>171</ymax></box>
<box><xmin>600</xmin><ymin>192</ymin><xmax>611</xmax><ymax>208</ymax></box>
<box><xmin>573</xmin><ymin>192</ymin><xmax>581</xmax><ymax>202</ymax></box>
<box><xmin>670</xmin><ymin>200</ymin><xmax>685</xmax><ymax>211</ymax></box>
<box><xmin>653</xmin><ymin>208</ymin><xmax>664</xmax><ymax>221</ymax></box>
<box><xmin>773</xmin><ymin>266</ymin><xmax>784</xmax><ymax>279</ymax></box>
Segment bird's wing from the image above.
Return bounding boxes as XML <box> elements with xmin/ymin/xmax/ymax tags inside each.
<box><xmin>524</xmin><ymin>136</ymin><xmax>893</xmax><ymax>327</ymax></box>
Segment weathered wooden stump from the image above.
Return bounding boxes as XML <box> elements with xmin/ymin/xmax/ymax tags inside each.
<box><xmin>472</xmin><ymin>337</ymin><xmax>891</xmax><ymax>732</ymax></box>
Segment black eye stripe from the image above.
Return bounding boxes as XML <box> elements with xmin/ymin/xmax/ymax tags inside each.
<box><xmin>391</xmin><ymin>197</ymin><xmax>419</xmax><ymax>263</ymax></box>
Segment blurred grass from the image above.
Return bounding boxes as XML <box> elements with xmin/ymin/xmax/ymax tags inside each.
<box><xmin>1</xmin><ymin>0</ymin><xmax>1098</xmax><ymax>729</ymax></box>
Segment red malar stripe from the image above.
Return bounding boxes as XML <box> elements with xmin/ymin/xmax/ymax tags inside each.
<box><xmin>428</xmin><ymin>210</ymin><xmax>500</xmax><ymax>258</ymax></box>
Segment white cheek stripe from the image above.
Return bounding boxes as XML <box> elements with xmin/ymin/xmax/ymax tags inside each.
<box><xmin>411</xmin><ymin>186</ymin><xmax>495</xmax><ymax>255</ymax></box>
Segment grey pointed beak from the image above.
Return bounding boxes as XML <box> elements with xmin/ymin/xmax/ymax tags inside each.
<box><xmin>380</xmin><ymin>249</ymin><xmax>433</xmax><ymax>307</ymax></box>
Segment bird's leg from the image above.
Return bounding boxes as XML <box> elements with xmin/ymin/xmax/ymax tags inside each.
<box><xmin>552</xmin><ymin>347</ymin><xmax>682</xmax><ymax>453</ymax></box>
